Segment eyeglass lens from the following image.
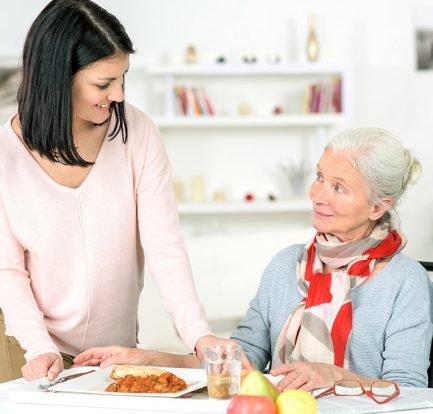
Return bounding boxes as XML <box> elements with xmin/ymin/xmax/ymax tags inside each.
<box><xmin>371</xmin><ymin>381</ymin><xmax>398</xmax><ymax>397</ymax></box>
<box><xmin>335</xmin><ymin>380</ymin><xmax>364</xmax><ymax>396</ymax></box>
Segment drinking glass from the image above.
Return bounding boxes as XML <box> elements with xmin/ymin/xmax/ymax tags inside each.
<box><xmin>204</xmin><ymin>344</ymin><xmax>242</xmax><ymax>400</ymax></box>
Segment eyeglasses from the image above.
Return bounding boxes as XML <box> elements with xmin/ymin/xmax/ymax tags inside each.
<box><xmin>315</xmin><ymin>380</ymin><xmax>400</xmax><ymax>404</ymax></box>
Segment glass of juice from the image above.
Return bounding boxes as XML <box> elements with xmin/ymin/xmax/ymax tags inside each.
<box><xmin>203</xmin><ymin>344</ymin><xmax>242</xmax><ymax>400</ymax></box>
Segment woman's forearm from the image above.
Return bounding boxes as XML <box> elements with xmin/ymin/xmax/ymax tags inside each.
<box><xmin>146</xmin><ymin>350</ymin><xmax>201</xmax><ymax>368</ymax></box>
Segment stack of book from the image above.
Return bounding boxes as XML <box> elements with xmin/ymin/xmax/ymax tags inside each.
<box><xmin>304</xmin><ymin>77</ymin><xmax>342</xmax><ymax>113</ymax></box>
<box><xmin>174</xmin><ymin>86</ymin><xmax>215</xmax><ymax>116</ymax></box>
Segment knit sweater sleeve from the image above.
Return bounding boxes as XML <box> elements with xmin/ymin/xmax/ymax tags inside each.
<box><xmin>230</xmin><ymin>270</ymin><xmax>273</xmax><ymax>370</ymax></box>
<box><xmin>230</xmin><ymin>246</ymin><xmax>298</xmax><ymax>371</ymax></box>
<box><xmin>380</xmin><ymin>258</ymin><xmax>433</xmax><ymax>387</ymax></box>
<box><xmin>134</xmin><ymin>113</ymin><xmax>212</xmax><ymax>350</ymax></box>
<box><xmin>0</xmin><ymin>196</ymin><xmax>59</xmax><ymax>360</ymax></box>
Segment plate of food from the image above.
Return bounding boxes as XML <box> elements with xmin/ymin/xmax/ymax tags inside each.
<box><xmin>47</xmin><ymin>365</ymin><xmax>207</xmax><ymax>398</ymax></box>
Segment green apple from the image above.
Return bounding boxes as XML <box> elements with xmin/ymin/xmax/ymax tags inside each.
<box><xmin>239</xmin><ymin>370</ymin><xmax>280</xmax><ymax>402</ymax></box>
<box><xmin>275</xmin><ymin>390</ymin><xmax>318</xmax><ymax>414</ymax></box>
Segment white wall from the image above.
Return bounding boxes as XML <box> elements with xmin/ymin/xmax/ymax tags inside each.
<box><xmin>1</xmin><ymin>0</ymin><xmax>433</xmax><ymax>353</ymax></box>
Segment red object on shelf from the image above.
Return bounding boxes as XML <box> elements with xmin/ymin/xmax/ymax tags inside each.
<box><xmin>244</xmin><ymin>193</ymin><xmax>255</xmax><ymax>202</ymax></box>
<box><xmin>273</xmin><ymin>105</ymin><xmax>282</xmax><ymax>114</ymax></box>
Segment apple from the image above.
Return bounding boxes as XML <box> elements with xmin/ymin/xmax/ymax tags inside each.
<box><xmin>227</xmin><ymin>395</ymin><xmax>276</xmax><ymax>414</ymax></box>
<box><xmin>239</xmin><ymin>370</ymin><xmax>280</xmax><ymax>401</ymax></box>
<box><xmin>275</xmin><ymin>389</ymin><xmax>318</xmax><ymax>414</ymax></box>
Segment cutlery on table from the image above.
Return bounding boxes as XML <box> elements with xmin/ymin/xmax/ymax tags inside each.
<box><xmin>38</xmin><ymin>369</ymin><xmax>96</xmax><ymax>390</ymax></box>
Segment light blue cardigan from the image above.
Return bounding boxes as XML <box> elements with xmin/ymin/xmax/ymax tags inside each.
<box><xmin>231</xmin><ymin>245</ymin><xmax>433</xmax><ymax>387</ymax></box>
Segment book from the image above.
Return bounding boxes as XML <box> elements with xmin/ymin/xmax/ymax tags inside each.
<box><xmin>332</xmin><ymin>77</ymin><xmax>342</xmax><ymax>113</ymax></box>
<box><xmin>174</xmin><ymin>86</ymin><xmax>188</xmax><ymax>115</ymax></box>
<box><xmin>192</xmin><ymin>87</ymin><xmax>208</xmax><ymax>115</ymax></box>
<box><xmin>200</xmin><ymin>87</ymin><xmax>215</xmax><ymax>115</ymax></box>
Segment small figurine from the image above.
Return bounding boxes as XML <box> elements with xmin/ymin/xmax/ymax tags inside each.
<box><xmin>244</xmin><ymin>193</ymin><xmax>255</xmax><ymax>202</ymax></box>
<box><xmin>185</xmin><ymin>45</ymin><xmax>198</xmax><ymax>64</ymax></box>
<box><xmin>242</xmin><ymin>55</ymin><xmax>257</xmax><ymax>64</ymax></box>
<box><xmin>238</xmin><ymin>103</ymin><xmax>252</xmax><ymax>116</ymax></box>
<box><xmin>273</xmin><ymin>105</ymin><xmax>283</xmax><ymax>115</ymax></box>
<box><xmin>266</xmin><ymin>54</ymin><xmax>281</xmax><ymax>64</ymax></box>
<box><xmin>213</xmin><ymin>190</ymin><xmax>226</xmax><ymax>202</ymax></box>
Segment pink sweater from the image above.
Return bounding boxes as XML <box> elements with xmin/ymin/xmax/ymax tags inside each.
<box><xmin>0</xmin><ymin>103</ymin><xmax>212</xmax><ymax>360</ymax></box>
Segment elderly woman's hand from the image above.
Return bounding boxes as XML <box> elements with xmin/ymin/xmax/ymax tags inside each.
<box><xmin>270</xmin><ymin>361</ymin><xmax>346</xmax><ymax>392</ymax></box>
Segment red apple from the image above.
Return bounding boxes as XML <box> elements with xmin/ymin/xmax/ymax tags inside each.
<box><xmin>227</xmin><ymin>395</ymin><xmax>276</xmax><ymax>414</ymax></box>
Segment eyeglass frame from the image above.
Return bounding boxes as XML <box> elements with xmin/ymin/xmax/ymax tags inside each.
<box><xmin>315</xmin><ymin>379</ymin><xmax>400</xmax><ymax>404</ymax></box>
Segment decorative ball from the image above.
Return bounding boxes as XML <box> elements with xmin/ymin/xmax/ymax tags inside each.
<box><xmin>244</xmin><ymin>193</ymin><xmax>255</xmax><ymax>202</ymax></box>
<box><xmin>273</xmin><ymin>105</ymin><xmax>283</xmax><ymax>115</ymax></box>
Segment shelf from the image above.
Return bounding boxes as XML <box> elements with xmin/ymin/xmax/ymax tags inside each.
<box><xmin>146</xmin><ymin>61</ymin><xmax>353</xmax><ymax>126</ymax></box>
<box><xmin>177</xmin><ymin>200</ymin><xmax>312</xmax><ymax>215</ymax></box>
<box><xmin>0</xmin><ymin>56</ymin><xmax>20</xmax><ymax>69</ymax></box>
<box><xmin>146</xmin><ymin>63</ymin><xmax>351</xmax><ymax>77</ymax></box>
<box><xmin>154</xmin><ymin>114</ymin><xmax>345</xmax><ymax>128</ymax></box>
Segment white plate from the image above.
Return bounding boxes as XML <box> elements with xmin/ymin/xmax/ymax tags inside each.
<box><xmin>48</xmin><ymin>366</ymin><xmax>206</xmax><ymax>398</ymax></box>
<box><xmin>8</xmin><ymin>366</ymin><xmax>227</xmax><ymax>413</ymax></box>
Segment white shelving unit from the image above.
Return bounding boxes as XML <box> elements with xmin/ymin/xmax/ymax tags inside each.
<box><xmin>145</xmin><ymin>62</ymin><xmax>352</xmax><ymax>121</ymax></box>
<box><xmin>177</xmin><ymin>199</ymin><xmax>312</xmax><ymax>215</ymax></box>
<box><xmin>146</xmin><ymin>62</ymin><xmax>351</xmax><ymax>76</ymax></box>
<box><xmin>0</xmin><ymin>56</ymin><xmax>20</xmax><ymax>69</ymax></box>
<box><xmin>137</xmin><ymin>63</ymin><xmax>352</xmax><ymax>352</ymax></box>
<box><xmin>143</xmin><ymin>62</ymin><xmax>352</xmax><ymax>216</ymax></box>
<box><xmin>153</xmin><ymin>113</ymin><xmax>345</xmax><ymax>129</ymax></box>
<box><xmin>0</xmin><ymin>56</ymin><xmax>20</xmax><ymax>125</ymax></box>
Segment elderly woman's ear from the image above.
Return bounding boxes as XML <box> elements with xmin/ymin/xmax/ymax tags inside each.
<box><xmin>369</xmin><ymin>198</ymin><xmax>393</xmax><ymax>221</ymax></box>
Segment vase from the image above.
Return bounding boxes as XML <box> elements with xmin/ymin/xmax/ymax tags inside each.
<box><xmin>306</xmin><ymin>14</ymin><xmax>319</xmax><ymax>62</ymax></box>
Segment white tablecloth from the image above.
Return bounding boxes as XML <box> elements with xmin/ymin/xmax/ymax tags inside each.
<box><xmin>3</xmin><ymin>370</ymin><xmax>433</xmax><ymax>414</ymax></box>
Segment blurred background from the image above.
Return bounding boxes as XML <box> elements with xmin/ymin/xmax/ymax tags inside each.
<box><xmin>1</xmin><ymin>0</ymin><xmax>432</xmax><ymax>353</ymax></box>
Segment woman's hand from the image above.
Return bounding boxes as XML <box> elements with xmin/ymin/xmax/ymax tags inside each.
<box><xmin>73</xmin><ymin>346</ymin><xmax>201</xmax><ymax>369</ymax></box>
<box><xmin>73</xmin><ymin>346</ymin><xmax>150</xmax><ymax>368</ymax></box>
<box><xmin>21</xmin><ymin>352</ymin><xmax>63</xmax><ymax>381</ymax></box>
<box><xmin>270</xmin><ymin>361</ymin><xmax>346</xmax><ymax>392</ymax></box>
<box><xmin>195</xmin><ymin>335</ymin><xmax>252</xmax><ymax>370</ymax></box>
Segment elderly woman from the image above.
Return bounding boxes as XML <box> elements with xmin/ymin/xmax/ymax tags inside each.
<box><xmin>230</xmin><ymin>127</ymin><xmax>432</xmax><ymax>390</ymax></box>
<box><xmin>75</xmin><ymin>128</ymin><xmax>432</xmax><ymax>389</ymax></box>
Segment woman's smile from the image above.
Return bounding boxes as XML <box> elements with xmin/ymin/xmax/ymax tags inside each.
<box><xmin>313</xmin><ymin>209</ymin><xmax>333</xmax><ymax>218</ymax></box>
<box><xmin>95</xmin><ymin>103</ymin><xmax>111</xmax><ymax>113</ymax></box>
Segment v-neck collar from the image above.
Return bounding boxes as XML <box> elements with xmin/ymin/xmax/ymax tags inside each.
<box><xmin>6</xmin><ymin>115</ymin><xmax>111</xmax><ymax>193</ymax></box>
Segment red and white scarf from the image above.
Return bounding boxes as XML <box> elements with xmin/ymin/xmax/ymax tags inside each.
<box><xmin>272</xmin><ymin>225</ymin><xmax>406</xmax><ymax>369</ymax></box>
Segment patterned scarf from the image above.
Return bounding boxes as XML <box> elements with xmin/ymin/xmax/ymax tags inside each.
<box><xmin>272</xmin><ymin>225</ymin><xmax>406</xmax><ymax>369</ymax></box>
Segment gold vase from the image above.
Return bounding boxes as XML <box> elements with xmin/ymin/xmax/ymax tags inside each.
<box><xmin>306</xmin><ymin>14</ymin><xmax>319</xmax><ymax>62</ymax></box>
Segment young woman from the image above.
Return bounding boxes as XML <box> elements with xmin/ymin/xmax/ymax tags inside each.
<box><xmin>0</xmin><ymin>0</ymin><xmax>236</xmax><ymax>383</ymax></box>
<box><xmin>75</xmin><ymin>128</ymin><xmax>433</xmax><ymax>389</ymax></box>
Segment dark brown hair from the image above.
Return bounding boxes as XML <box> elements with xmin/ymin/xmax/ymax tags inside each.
<box><xmin>17</xmin><ymin>0</ymin><xmax>135</xmax><ymax>166</ymax></box>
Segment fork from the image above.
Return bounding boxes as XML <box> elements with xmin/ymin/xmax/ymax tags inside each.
<box><xmin>38</xmin><ymin>369</ymin><xmax>96</xmax><ymax>390</ymax></box>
